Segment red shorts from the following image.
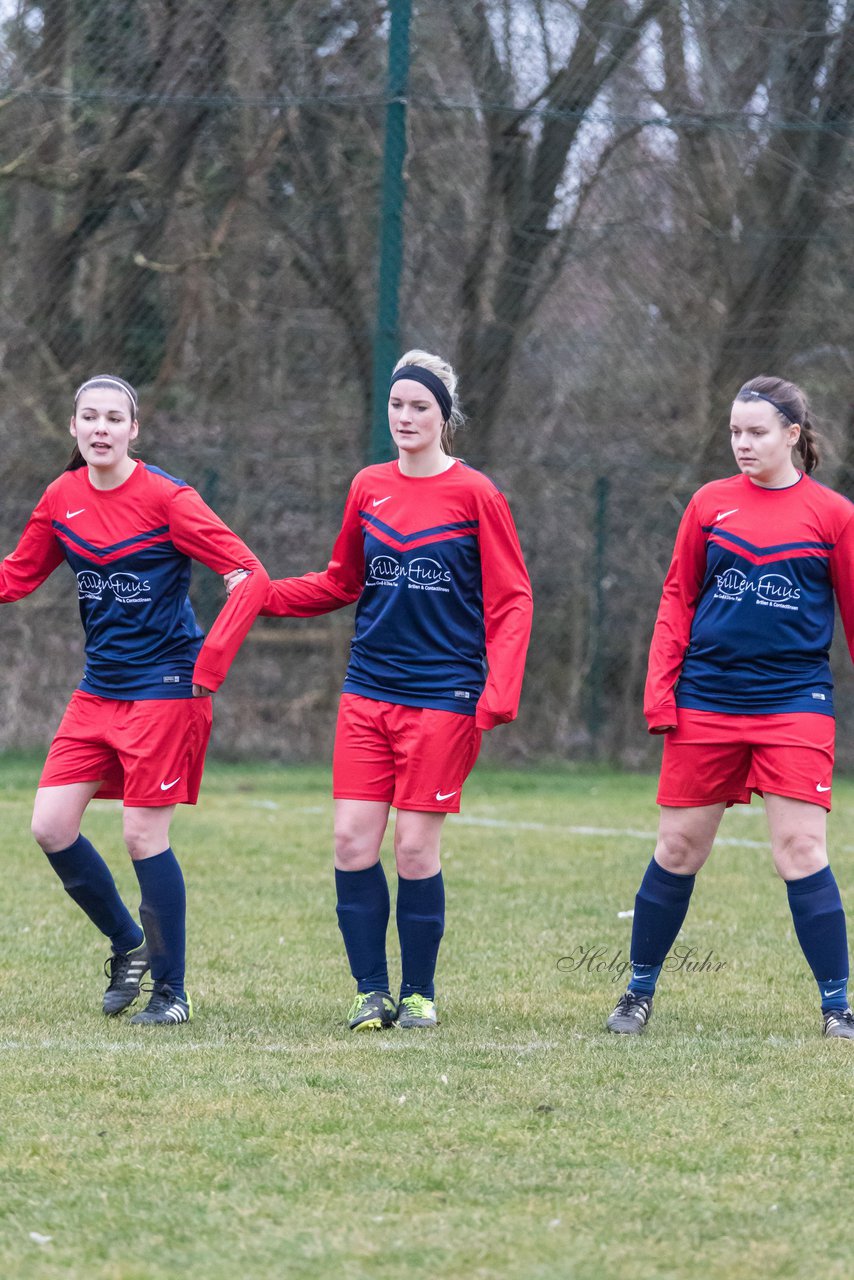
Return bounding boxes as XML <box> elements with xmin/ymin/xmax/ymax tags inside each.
<box><xmin>39</xmin><ymin>691</ymin><xmax>213</xmax><ymax>807</ymax></box>
<box><xmin>333</xmin><ymin>693</ymin><xmax>482</xmax><ymax>812</ymax></box>
<box><xmin>658</xmin><ymin>708</ymin><xmax>835</xmax><ymax>811</ymax></box>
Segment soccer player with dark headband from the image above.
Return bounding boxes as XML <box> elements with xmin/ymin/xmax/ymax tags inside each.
<box><xmin>229</xmin><ymin>350</ymin><xmax>533</xmax><ymax>1030</ymax></box>
<box><xmin>0</xmin><ymin>374</ymin><xmax>269</xmax><ymax>1024</ymax></box>
<box><xmin>608</xmin><ymin>375</ymin><xmax>854</xmax><ymax>1039</ymax></box>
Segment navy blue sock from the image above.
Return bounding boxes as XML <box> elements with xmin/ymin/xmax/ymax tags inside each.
<box><xmin>133</xmin><ymin>848</ymin><xmax>187</xmax><ymax>1000</ymax></box>
<box><xmin>628</xmin><ymin>858</ymin><xmax>696</xmax><ymax>998</ymax></box>
<box><xmin>335</xmin><ymin>863</ymin><xmax>390</xmax><ymax>993</ymax></box>
<box><xmin>397</xmin><ymin>871</ymin><xmax>445</xmax><ymax>1002</ymax></box>
<box><xmin>786</xmin><ymin>865</ymin><xmax>850</xmax><ymax>1011</ymax></box>
<box><xmin>46</xmin><ymin>836</ymin><xmax>142</xmax><ymax>954</ymax></box>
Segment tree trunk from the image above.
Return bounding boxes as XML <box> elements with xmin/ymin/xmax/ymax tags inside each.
<box><xmin>697</xmin><ymin>4</ymin><xmax>854</xmax><ymax>476</ymax></box>
<box><xmin>449</xmin><ymin>0</ymin><xmax>666</xmax><ymax>463</ymax></box>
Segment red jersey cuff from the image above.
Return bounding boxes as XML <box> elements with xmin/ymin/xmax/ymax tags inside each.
<box><xmin>645</xmin><ymin>702</ymin><xmax>678</xmax><ymax>733</ymax></box>
<box><xmin>191</xmin><ymin>662</ymin><xmax>224</xmax><ymax>693</ymax></box>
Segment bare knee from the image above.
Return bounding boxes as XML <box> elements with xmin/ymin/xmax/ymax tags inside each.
<box><xmin>31</xmin><ymin>799</ymin><xmax>80</xmax><ymax>853</ymax></box>
<box><xmin>394</xmin><ymin>837</ymin><xmax>440</xmax><ymax>880</ymax></box>
<box><xmin>334</xmin><ymin>823</ymin><xmax>381</xmax><ymax>871</ymax></box>
<box><xmin>122</xmin><ymin>818</ymin><xmax>169</xmax><ymax>861</ymax></box>
<box><xmin>773</xmin><ymin>832</ymin><xmax>827</xmax><ymax>880</ymax></box>
<box><xmin>654</xmin><ymin>829</ymin><xmax>711</xmax><ymax>876</ymax></box>
<box><xmin>31</xmin><ymin>813</ymin><xmax>78</xmax><ymax>854</ymax></box>
<box><xmin>32</xmin><ymin>784</ymin><xmax>101</xmax><ymax>855</ymax></box>
<box><xmin>392</xmin><ymin>812</ymin><xmax>444</xmax><ymax>879</ymax></box>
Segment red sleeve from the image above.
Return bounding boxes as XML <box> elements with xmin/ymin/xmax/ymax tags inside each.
<box><xmin>829</xmin><ymin>509</ymin><xmax>854</xmax><ymax>664</ymax></box>
<box><xmin>167</xmin><ymin>487</ymin><xmax>270</xmax><ymax>692</ymax></box>
<box><xmin>644</xmin><ymin>497</ymin><xmax>708</xmax><ymax>732</ymax></box>
<box><xmin>0</xmin><ymin>491</ymin><xmax>64</xmax><ymax>602</ymax></box>
<box><xmin>261</xmin><ymin>486</ymin><xmax>364</xmax><ymax>618</ymax></box>
<box><xmin>474</xmin><ymin>492</ymin><xmax>533</xmax><ymax>731</ymax></box>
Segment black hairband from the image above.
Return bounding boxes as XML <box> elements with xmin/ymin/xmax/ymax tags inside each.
<box><xmin>742</xmin><ymin>390</ymin><xmax>799</xmax><ymax>424</ymax></box>
<box><xmin>389</xmin><ymin>365</ymin><xmax>453</xmax><ymax>423</ymax></box>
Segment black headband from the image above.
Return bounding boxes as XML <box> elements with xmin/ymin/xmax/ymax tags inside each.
<box><xmin>389</xmin><ymin>365</ymin><xmax>453</xmax><ymax>423</ymax></box>
<box><xmin>740</xmin><ymin>390</ymin><xmax>799</xmax><ymax>424</ymax></box>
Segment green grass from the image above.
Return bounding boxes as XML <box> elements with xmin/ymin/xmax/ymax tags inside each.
<box><xmin>1</xmin><ymin>755</ymin><xmax>852</xmax><ymax>1279</ymax></box>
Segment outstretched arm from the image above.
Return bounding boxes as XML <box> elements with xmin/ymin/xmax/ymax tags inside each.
<box><xmin>261</xmin><ymin>487</ymin><xmax>365</xmax><ymax>618</ymax></box>
<box><xmin>0</xmin><ymin>492</ymin><xmax>64</xmax><ymax>602</ymax></box>
<box><xmin>475</xmin><ymin>493</ymin><xmax>533</xmax><ymax>731</ymax></box>
<box><xmin>644</xmin><ymin>497</ymin><xmax>707</xmax><ymax>732</ymax></box>
<box><xmin>169</xmin><ymin>487</ymin><xmax>270</xmax><ymax>693</ymax></box>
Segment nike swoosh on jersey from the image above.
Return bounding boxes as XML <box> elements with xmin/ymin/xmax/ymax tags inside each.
<box><xmin>65</xmin><ymin>508</ymin><xmax>86</xmax><ymax>519</ymax></box>
<box><xmin>372</xmin><ymin>496</ymin><xmax>392</xmax><ymax>507</ymax></box>
<box><xmin>160</xmin><ymin>777</ymin><xmax>182</xmax><ymax>791</ymax></box>
<box><xmin>714</xmin><ymin>508</ymin><xmax>739</xmax><ymax>522</ymax></box>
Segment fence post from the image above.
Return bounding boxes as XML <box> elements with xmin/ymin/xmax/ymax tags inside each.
<box><xmin>368</xmin><ymin>0</ymin><xmax>412</xmax><ymax>464</ymax></box>
<box><xmin>588</xmin><ymin>474</ymin><xmax>609</xmax><ymax>751</ymax></box>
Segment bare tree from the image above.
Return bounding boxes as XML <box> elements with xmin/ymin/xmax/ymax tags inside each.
<box><xmin>245</xmin><ymin>1</ymin><xmax>386</xmax><ymax>432</ymax></box>
<box><xmin>2</xmin><ymin>0</ymin><xmax>236</xmax><ymax>383</ymax></box>
<box><xmin>657</xmin><ymin>0</ymin><xmax>854</xmax><ymax>476</ymax></box>
<box><xmin>445</xmin><ymin>0</ymin><xmax>666</xmax><ymax>461</ymax></box>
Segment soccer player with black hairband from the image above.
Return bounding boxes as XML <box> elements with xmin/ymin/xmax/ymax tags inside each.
<box><xmin>228</xmin><ymin>350</ymin><xmax>533</xmax><ymax>1030</ymax></box>
<box><xmin>607</xmin><ymin>375</ymin><xmax>854</xmax><ymax>1040</ymax></box>
<box><xmin>0</xmin><ymin>374</ymin><xmax>269</xmax><ymax>1025</ymax></box>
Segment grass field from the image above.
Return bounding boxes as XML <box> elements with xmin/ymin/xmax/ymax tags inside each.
<box><xmin>1</xmin><ymin>754</ymin><xmax>852</xmax><ymax>1280</ymax></box>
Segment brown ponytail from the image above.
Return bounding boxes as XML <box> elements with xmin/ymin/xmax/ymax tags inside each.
<box><xmin>65</xmin><ymin>445</ymin><xmax>86</xmax><ymax>471</ymax></box>
<box><xmin>795</xmin><ymin>409</ymin><xmax>820</xmax><ymax>475</ymax></box>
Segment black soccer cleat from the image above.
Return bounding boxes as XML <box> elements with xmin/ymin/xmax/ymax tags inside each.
<box><xmin>347</xmin><ymin>990</ymin><xmax>396</xmax><ymax>1031</ymax></box>
<box><xmin>103</xmin><ymin>942</ymin><xmax>150</xmax><ymax>1015</ymax></box>
<box><xmin>129</xmin><ymin>982</ymin><xmax>192</xmax><ymax>1025</ymax></box>
<box><xmin>395</xmin><ymin>994</ymin><xmax>439</xmax><ymax>1028</ymax></box>
<box><xmin>606</xmin><ymin>991</ymin><xmax>653</xmax><ymax>1035</ymax></box>
<box><xmin>823</xmin><ymin>1007</ymin><xmax>854</xmax><ymax>1039</ymax></box>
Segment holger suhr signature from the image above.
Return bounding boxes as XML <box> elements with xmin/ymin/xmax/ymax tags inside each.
<box><xmin>557</xmin><ymin>944</ymin><xmax>727</xmax><ymax>982</ymax></box>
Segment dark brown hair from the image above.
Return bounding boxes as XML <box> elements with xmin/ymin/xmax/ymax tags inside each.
<box><xmin>735</xmin><ymin>375</ymin><xmax>820</xmax><ymax>474</ymax></box>
<box><xmin>65</xmin><ymin>374</ymin><xmax>139</xmax><ymax>471</ymax></box>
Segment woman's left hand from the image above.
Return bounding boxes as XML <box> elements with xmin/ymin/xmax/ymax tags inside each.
<box><xmin>223</xmin><ymin>569</ymin><xmax>249</xmax><ymax>597</ymax></box>
<box><xmin>192</xmin><ymin>684</ymin><xmax>214</xmax><ymax>697</ymax></box>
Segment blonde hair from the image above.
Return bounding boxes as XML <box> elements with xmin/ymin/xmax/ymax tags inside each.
<box><xmin>393</xmin><ymin>349</ymin><xmax>465</xmax><ymax>454</ymax></box>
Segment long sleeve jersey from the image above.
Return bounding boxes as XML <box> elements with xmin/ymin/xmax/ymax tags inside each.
<box><xmin>644</xmin><ymin>471</ymin><xmax>854</xmax><ymax>730</ymax></box>
<box><xmin>0</xmin><ymin>460</ymin><xmax>269</xmax><ymax>699</ymax></box>
<box><xmin>262</xmin><ymin>459</ymin><xmax>533</xmax><ymax>730</ymax></box>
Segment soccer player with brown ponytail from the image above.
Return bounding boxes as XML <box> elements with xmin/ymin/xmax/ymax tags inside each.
<box><xmin>0</xmin><ymin>374</ymin><xmax>268</xmax><ymax>1024</ymax></box>
<box><xmin>608</xmin><ymin>375</ymin><xmax>854</xmax><ymax>1039</ymax></box>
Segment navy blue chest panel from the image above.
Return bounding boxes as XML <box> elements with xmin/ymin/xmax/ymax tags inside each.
<box><xmin>344</xmin><ymin>518</ymin><xmax>486</xmax><ymax>712</ymax></box>
<box><xmin>701</xmin><ymin>539</ymin><xmax>830</xmax><ymax>615</ymax></box>
<box><xmin>60</xmin><ymin>538</ymin><xmax>190</xmax><ymax>612</ymax></box>
<box><xmin>361</xmin><ymin>526</ymin><xmax>481</xmax><ymax>599</ymax></box>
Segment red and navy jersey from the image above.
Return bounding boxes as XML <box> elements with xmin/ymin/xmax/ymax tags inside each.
<box><xmin>263</xmin><ymin>459</ymin><xmax>533</xmax><ymax>728</ymax></box>
<box><xmin>0</xmin><ymin>461</ymin><xmax>269</xmax><ymax>699</ymax></box>
<box><xmin>645</xmin><ymin>472</ymin><xmax>854</xmax><ymax>728</ymax></box>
